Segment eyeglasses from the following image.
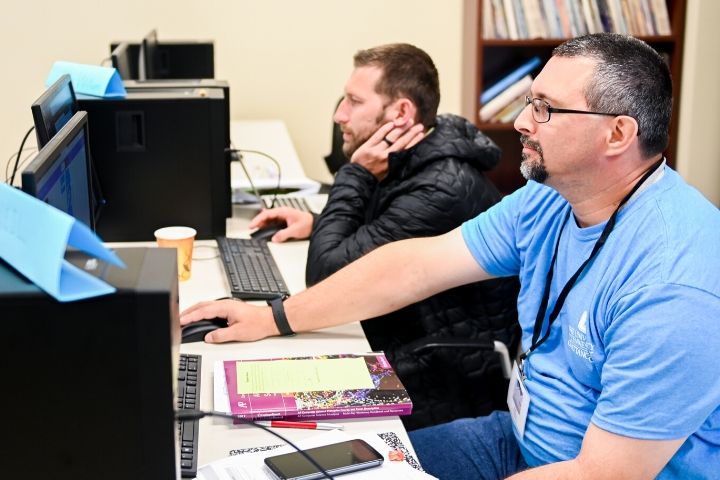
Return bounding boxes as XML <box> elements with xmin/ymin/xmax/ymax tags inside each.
<box><xmin>525</xmin><ymin>96</ymin><xmax>623</xmax><ymax>124</ymax></box>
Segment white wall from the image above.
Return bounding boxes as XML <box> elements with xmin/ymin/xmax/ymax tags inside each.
<box><xmin>0</xmin><ymin>0</ymin><xmax>464</xmax><ymax>185</ymax></box>
<box><xmin>676</xmin><ymin>0</ymin><xmax>720</xmax><ymax>206</ymax></box>
<box><xmin>2</xmin><ymin>1</ymin><xmax>718</xmax><ymax>205</ymax></box>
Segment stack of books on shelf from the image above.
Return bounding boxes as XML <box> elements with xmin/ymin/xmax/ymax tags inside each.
<box><xmin>482</xmin><ymin>0</ymin><xmax>671</xmax><ymax>40</ymax></box>
<box><xmin>479</xmin><ymin>56</ymin><xmax>541</xmax><ymax>124</ymax></box>
<box><xmin>221</xmin><ymin>352</ymin><xmax>412</xmax><ymax>421</ymax></box>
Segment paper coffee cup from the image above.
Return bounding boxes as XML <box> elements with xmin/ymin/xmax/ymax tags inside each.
<box><xmin>154</xmin><ymin>226</ymin><xmax>197</xmax><ymax>281</ymax></box>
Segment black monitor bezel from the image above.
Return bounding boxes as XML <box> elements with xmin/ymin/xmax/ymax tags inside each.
<box><xmin>21</xmin><ymin>111</ymin><xmax>96</xmax><ymax>231</ymax></box>
<box><xmin>30</xmin><ymin>74</ymin><xmax>78</xmax><ymax>149</ymax></box>
<box><xmin>111</xmin><ymin>42</ymin><xmax>133</xmax><ymax>80</ymax></box>
<box><xmin>141</xmin><ymin>29</ymin><xmax>159</xmax><ymax>80</ymax></box>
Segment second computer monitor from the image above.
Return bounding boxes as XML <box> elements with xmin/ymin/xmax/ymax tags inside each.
<box><xmin>21</xmin><ymin>111</ymin><xmax>95</xmax><ymax>230</ymax></box>
<box><xmin>31</xmin><ymin>74</ymin><xmax>77</xmax><ymax>148</ymax></box>
<box><xmin>140</xmin><ymin>29</ymin><xmax>159</xmax><ymax>80</ymax></box>
<box><xmin>111</xmin><ymin>42</ymin><xmax>134</xmax><ymax>80</ymax></box>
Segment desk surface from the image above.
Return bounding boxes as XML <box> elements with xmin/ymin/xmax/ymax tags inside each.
<box><xmin>176</xmin><ymin>155</ymin><xmax>414</xmax><ymax>468</ymax></box>
<box><xmin>180</xmin><ymin>238</ymin><xmax>415</xmax><ymax>466</ymax></box>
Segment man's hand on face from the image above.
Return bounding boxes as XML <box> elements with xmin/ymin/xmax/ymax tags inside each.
<box><xmin>350</xmin><ymin>120</ymin><xmax>425</xmax><ymax>181</ymax></box>
<box><xmin>248</xmin><ymin>207</ymin><xmax>314</xmax><ymax>242</ymax></box>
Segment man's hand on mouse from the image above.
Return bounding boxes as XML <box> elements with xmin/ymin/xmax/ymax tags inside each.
<box><xmin>350</xmin><ymin>120</ymin><xmax>425</xmax><ymax>181</ymax></box>
<box><xmin>248</xmin><ymin>207</ymin><xmax>314</xmax><ymax>242</ymax></box>
<box><xmin>180</xmin><ymin>299</ymin><xmax>278</xmax><ymax>343</ymax></box>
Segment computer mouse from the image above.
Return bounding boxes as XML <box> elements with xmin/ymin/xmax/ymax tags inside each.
<box><xmin>250</xmin><ymin>221</ymin><xmax>287</xmax><ymax>241</ymax></box>
<box><xmin>181</xmin><ymin>318</ymin><xmax>228</xmax><ymax>343</ymax></box>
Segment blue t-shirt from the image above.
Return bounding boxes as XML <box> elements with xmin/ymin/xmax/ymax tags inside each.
<box><xmin>461</xmin><ymin>166</ymin><xmax>720</xmax><ymax>479</ymax></box>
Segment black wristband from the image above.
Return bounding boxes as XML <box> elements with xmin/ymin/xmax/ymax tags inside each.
<box><xmin>267</xmin><ymin>296</ymin><xmax>295</xmax><ymax>336</ymax></box>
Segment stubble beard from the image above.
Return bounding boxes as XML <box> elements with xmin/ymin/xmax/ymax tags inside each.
<box><xmin>341</xmin><ymin>109</ymin><xmax>388</xmax><ymax>158</ymax></box>
<box><xmin>519</xmin><ymin>135</ymin><xmax>549</xmax><ymax>184</ymax></box>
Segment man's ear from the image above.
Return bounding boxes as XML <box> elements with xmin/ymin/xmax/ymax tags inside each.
<box><xmin>606</xmin><ymin>115</ymin><xmax>639</xmax><ymax>156</ymax></box>
<box><xmin>389</xmin><ymin>98</ymin><xmax>417</xmax><ymax>126</ymax></box>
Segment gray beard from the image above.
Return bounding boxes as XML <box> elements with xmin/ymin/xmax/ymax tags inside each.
<box><xmin>520</xmin><ymin>155</ymin><xmax>548</xmax><ymax>183</ymax></box>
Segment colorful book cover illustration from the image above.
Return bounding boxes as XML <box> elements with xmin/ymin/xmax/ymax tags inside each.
<box><xmin>223</xmin><ymin>353</ymin><xmax>412</xmax><ymax>421</ymax></box>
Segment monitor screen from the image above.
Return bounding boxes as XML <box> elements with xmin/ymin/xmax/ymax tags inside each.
<box><xmin>31</xmin><ymin>74</ymin><xmax>77</xmax><ymax>148</ymax></box>
<box><xmin>140</xmin><ymin>29</ymin><xmax>159</xmax><ymax>80</ymax></box>
<box><xmin>21</xmin><ymin>111</ymin><xmax>95</xmax><ymax>230</ymax></box>
<box><xmin>111</xmin><ymin>42</ymin><xmax>133</xmax><ymax>80</ymax></box>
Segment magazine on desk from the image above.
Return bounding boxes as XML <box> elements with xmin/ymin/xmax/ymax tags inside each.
<box><xmin>223</xmin><ymin>352</ymin><xmax>412</xmax><ymax>421</ymax></box>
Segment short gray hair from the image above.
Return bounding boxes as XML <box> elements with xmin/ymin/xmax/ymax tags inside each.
<box><xmin>554</xmin><ymin>33</ymin><xmax>672</xmax><ymax>158</ymax></box>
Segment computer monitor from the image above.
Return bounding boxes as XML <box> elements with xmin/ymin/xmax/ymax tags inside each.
<box><xmin>111</xmin><ymin>41</ymin><xmax>133</xmax><ymax>80</ymax></box>
<box><xmin>140</xmin><ymin>29</ymin><xmax>159</xmax><ymax>80</ymax></box>
<box><xmin>31</xmin><ymin>74</ymin><xmax>77</xmax><ymax>148</ymax></box>
<box><xmin>31</xmin><ymin>75</ymin><xmax>106</xmax><ymax>223</ymax></box>
<box><xmin>21</xmin><ymin>111</ymin><xmax>95</xmax><ymax>230</ymax></box>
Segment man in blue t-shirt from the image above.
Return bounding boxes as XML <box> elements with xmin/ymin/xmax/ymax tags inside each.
<box><xmin>181</xmin><ymin>33</ymin><xmax>720</xmax><ymax>479</ymax></box>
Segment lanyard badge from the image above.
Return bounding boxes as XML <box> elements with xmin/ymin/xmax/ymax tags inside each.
<box><xmin>507</xmin><ymin>360</ymin><xmax>530</xmax><ymax>437</ymax></box>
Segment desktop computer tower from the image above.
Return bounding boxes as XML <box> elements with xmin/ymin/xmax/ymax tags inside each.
<box><xmin>78</xmin><ymin>87</ymin><xmax>231</xmax><ymax>241</ymax></box>
<box><xmin>110</xmin><ymin>41</ymin><xmax>214</xmax><ymax>80</ymax></box>
<box><xmin>122</xmin><ymin>79</ymin><xmax>231</xmax><ymax>148</ymax></box>
<box><xmin>0</xmin><ymin>248</ymin><xmax>180</xmax><ymax>479</ymax></box>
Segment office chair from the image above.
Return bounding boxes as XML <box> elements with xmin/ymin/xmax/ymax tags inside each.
<box><xmin>323</xmin><ymin>97</ymin><xmax>348</xmax><ymax>176</ymax></box>
<box><xmin>408</xmin><ymin>336</ymin><xmax>513</xmax><ymax>380</ymax></box>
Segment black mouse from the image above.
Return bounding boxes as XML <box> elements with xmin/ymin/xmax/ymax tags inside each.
<box><xmin>250</xmin><ymin>221</ymin><xmax>287</xmax><ymax>241</ymax></box>
<box><xmin>181</xmin><ymin>318</ymin><xmax>228</xmax><ymax>343</ymax></box>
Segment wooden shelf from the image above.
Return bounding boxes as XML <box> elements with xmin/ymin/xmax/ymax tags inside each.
<box><xmin>469</xmin><ymin>0</ymin><xmax>687</xmax><ymax>195</ymax></box>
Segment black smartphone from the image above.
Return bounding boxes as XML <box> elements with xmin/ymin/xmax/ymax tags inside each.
<box><xmin>263</xmin><ymin>439</ymin><xmax>384</xmax><ymax>480</ymax></box>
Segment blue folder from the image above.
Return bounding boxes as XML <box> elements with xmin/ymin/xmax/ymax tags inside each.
<box><xmin>0</xmin><ymin>184</ymin><xmax>125</xmax><ymax>302</ymax></box>
<box><xmin>46</xmin><ymin>61</ymin><xmax>127</xmax><ymax>98</ymax></box>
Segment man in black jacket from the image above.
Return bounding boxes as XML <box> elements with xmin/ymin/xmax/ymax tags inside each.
<box><xmin>219</xmin><ymin>44</ymin><xmax>519</xmax><ymax>430</ymax></box>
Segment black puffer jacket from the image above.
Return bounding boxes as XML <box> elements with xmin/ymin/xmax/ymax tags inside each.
<box><xmin>306</xmin><ymin>114</ymin><xmax>520</xmax><ymax>430</ymax></box>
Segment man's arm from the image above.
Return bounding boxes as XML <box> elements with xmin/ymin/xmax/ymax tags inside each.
<box><xmin>180</xmin><ymin>227</ymin><xmax>492</xmax><ymax>342</ymax></box>
<box><xmin>508</xmin><ymin>423</ymin><xmax>685</xmax><ymax>480</ymax></box>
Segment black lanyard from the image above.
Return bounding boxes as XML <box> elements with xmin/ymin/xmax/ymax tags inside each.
<box><xmin>519</xmin><ymin>160</ymin><xmax>663</xmax><ymax>364</ymax></box>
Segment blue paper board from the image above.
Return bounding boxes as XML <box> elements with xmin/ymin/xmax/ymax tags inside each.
<box><xmin>47</xmin><ymin>61</ymin><xmax>126</xmax><ymax>98</ymax></box>
<box><xmin>0</xmin><ymin>184</ymin><xmax>125</xmax><ymax>302</ymax></box>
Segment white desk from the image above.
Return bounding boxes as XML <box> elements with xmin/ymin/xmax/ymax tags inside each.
<box><xmin>177</xmin><ymin>204</ymin><xmax>415</xmax><ymax>468</ymax></box>
<box><xmin>230</xmin><ymin>120</ymin><xmax>320</xmax><ymax>195</ymax></box>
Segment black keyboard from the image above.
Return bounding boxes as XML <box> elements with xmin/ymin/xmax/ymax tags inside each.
<box><xmin>216</xmin><ymin>236</ymin><xmax>290</xmax><ymax>300</ymax></box>
<box><xmin>269</xmin><ymin>196</ymin><xmax>311</xmax><ymax>212</ymax></box>
<box><xmin>177</xmin><ymin>353</ymin><xmax>201</xmax><ymax>478</ymax></box>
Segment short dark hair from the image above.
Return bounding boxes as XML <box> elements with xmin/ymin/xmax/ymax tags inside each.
<box><xmin>353</xmin><ymin>43</ymin><xmax>440</xmax><ymax>127</ymax></box>
<box><xmin>553</xmin><ymin>33</ymin><xmax>672</xmax><ymax>158</ymax></box>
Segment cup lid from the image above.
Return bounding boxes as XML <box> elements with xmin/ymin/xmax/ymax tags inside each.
<box><xmin>154</xmin><ymin>226</ymin><xmax>197</xmax><ymax>240</ymax></box>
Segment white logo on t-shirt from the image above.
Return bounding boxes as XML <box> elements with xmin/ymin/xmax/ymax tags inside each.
<box><xmin>578</xmin><ymin>311</ymin><xmax>588</xmax><ymax>334</ymax></box>
<box><xmin>568</xmin><ymin>310</ymin><xmax>593</xmax><ymax>361</ymax></box>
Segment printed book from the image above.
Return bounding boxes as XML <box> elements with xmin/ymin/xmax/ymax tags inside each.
<box><xmin>223</xmin><ymin>352</ymin><xmax>412</xmax><ymax>421</ymax></box>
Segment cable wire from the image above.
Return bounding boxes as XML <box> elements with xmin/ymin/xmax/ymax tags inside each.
<box><xmin>8</xmin><ymin>126</ymin><xmax>35</xmax><ymax>186</ymax></box>
<box><xmin>226</xmin><ymin>147</ymin><xmax>283</xmax><ymax>209</ymax></box>
<box><xmin>175</xmin><ymin>409</ymin><xmax>334</xmax><ymax>479</ymax></box>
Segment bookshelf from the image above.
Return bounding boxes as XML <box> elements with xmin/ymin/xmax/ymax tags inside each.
<box><xmin>467</xmin><ymin>0</ymin><xmax>687</xmax><ymax>194</ymax></box>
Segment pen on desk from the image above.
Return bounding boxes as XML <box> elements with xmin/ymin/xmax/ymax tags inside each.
<box><xmin>255</xmin><ymin>420</ymin><xmax>344</xmax><ymax>430</ymax></box>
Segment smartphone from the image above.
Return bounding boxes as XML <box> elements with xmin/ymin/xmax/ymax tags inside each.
<box><xmin>263</xmin><ymin>439</ymin><xmax>384</xmax><ymax>480</ymax></box>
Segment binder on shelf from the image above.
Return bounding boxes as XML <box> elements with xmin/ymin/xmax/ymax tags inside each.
<box><xmin>480</xmin><ymin>56</ymin><xmax>541</xmax><ymax>105</ymax></box>
<box><xmin>492</xmin><ymin>94</ymin><xmax>528</xmax><ymax>123</ymax></box>
<box><xmin>479</xmin><ymin>74</ymin><xmax>532</xmax><ymax>122</ymax></box>
<box><xmin>223</xmin><ymin>353</ymin><xmax>412</xmax><ymax>421</ymax></box>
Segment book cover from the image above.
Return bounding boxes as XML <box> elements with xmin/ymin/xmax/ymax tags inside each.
<box><xmin>223</xmin><ymin>353</ymin><xmax>412</xmax><ymax>421</ymax></box>
<box><xmin>649</xmin><ymin>0</ymin><xmax>671</xmax><ymax>35</ymax></box>
<box><xmin>480</xmin><ymin>56</ymin><xmax>541</xmax><ymax>105</ymax></box>
<box><xmin>502</xmin><ymin>0</ymin><xmax>520</xmax><ymax>39</ymax></box>
<box><xmin>494</xmin><ymin>94</ymin><xmax>528</xmax><ymax>123</ymax></box>
<box><xmin>479</xmin><ymin>74</ymin><xmax>532</xmax><ymax>122</ymax></box>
